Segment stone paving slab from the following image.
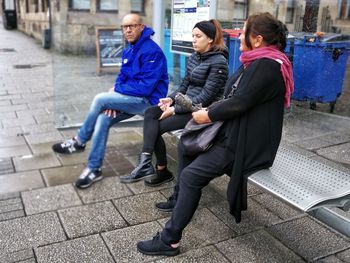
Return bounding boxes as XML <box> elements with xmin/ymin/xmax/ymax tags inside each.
<box><xmin>0</xmin><ymin>212</ymin><xmax>66</xmax><ymax>253</ymax></box>
<box><xmin>0</xmin><ymin>157</ymin><xmax>14</xmax><ymax>175</ymax></box>
<box><xmin>30</xmin><ymin>142</ymin><xmax>59</xmax><ymax>154</ymax></box>
<box><xmin>316</xmin><ymin>255</ymin><xmax>346</xmax><ymax>263</ymax></box>
<box><xmin>0</xmin><ymin>135</ymin><xmax>26</xmax><ymax>147</ymax></box>
<box><xmin>215</xmin><ymin>229</ymin><xmax>305</xmax><ymax>262</ymax></box>
<box><xmin>316</xmin><ymin>142</ymin><xmax>350</xmax><ymax>166</ymax></box>
<box><xmin>0</xmin><ymin>248</ymin><xmax>34</xmax><ymax>263</ymax></box>
<box><xmin>252</xmin><ymin>193</ymin><xmax>302</xmax><ymax>219</ymax></box>
<box><xmin>159</xmin><ymin>184</ymin><xmax>226</xmax><ymax>210</ymax></box>
<box><xmin>0</xmin><ymin>197</ymin><xmax>23</xmax><ymax>213</ymax></box>
<box><xmin>207</xmin><ymin>199</ymin><xmax>282</xmax><ymax>236</ymax></box>
<box><xmin>23</xmin><ymin>131</ymin><xmax>61</xmax><ymax>146</ymax></box>
<box><xmin>0</xmin><ymin>144</ymin><xmax>31</xmax><ymax>158</ymax></box>
<box><xmin>13</xmin><ymin>152</ymin><xmax>61</xmax><ymax>172</ymax></box>
<box><xmin>156</xmin><ymin>245</ymin><xmax>230</xmax><ymax>263</ymax></box>
<box><xmin>124</xmin><ymin>176</ymin><xmax>175</xmax><ymax>195</ymax></box>
<box><xmin>76</xmin><ymin>176</ymin><xmax>133</xmax><ymax>204</ymax></box>
<box><xmin>41</xmin><ymin>164</ymin><xmax>85</xmax><ymax>187</ymax></box>
<box><xmin>104</xmin><ymin>146</ymin><xmax>136</xmax><ymax>176</ymax></box>
<box><xmin>22</xmin><ymin>184</ymin><xmax>82</xmax><ymax>215</ymax></box>
<box><xmin>336</xmin><ymin>249</ymin><xmax>350</xmax><ymax>262</ymax></box>
<box><xmin>0</xmin><ymin>210</ymin><xmax>25</xmax><ymax>222</ymax></box>
<box><xmin>108</xmin><ymin>130</ymin><xmax>143</xmax><ymax>145</ymax></box>
<box><xmin>294</xmin><ymin>130</ymin><xmax>350</xmax><ymax>151</ymax></box>
<box><xmin>35</xmin><ymin>234</ymin><xmax>114</xmax><ymax>263</ymax></box>
<box><xmin>0</xmin><ymin>170</ymin><xmax>44</xmax><ymax>194</ymax></box>
<box><xmin>55</xmin><ymin>150</ymin><xmax>90</xmax><ymax>166</ymax></box>
<box><xmin>158</xmin><ymin>207</ymin><xmax>235</xmax><ymax>253</ymax></box>
<box><xmin>102</xmin><ymin>221</ymin><xmax>163</xmax><ymax>262</ymax></box>
<box><xmin>58</xmin><ymin>201</ymin><xmax>127</xmax><ymax>239</ymax></box>
<box><xmin>113</xmin><ymin>191</ymin><xmax>170</xmax><ymax>225</ymax></box>
<box><xmin>267</xmin><ymin>216</ymin><xmax>350</xmax><ymax>261</ymax></box>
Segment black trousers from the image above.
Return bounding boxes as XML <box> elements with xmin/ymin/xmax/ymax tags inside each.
<box><xmin>142</xmin><ymin>105</ymin><xmax>192</xmax><ymax>166</ymax></box>
<box><xmin>161</xmin><ymin>140</ymin><xmax>235</xmax><ymax>244</ymax></box>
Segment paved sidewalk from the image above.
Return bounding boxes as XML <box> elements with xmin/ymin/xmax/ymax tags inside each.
<box><xmin>0</xmin><ymin>21</ymin><xmax>350</xmax><ymax>262</ymax></box>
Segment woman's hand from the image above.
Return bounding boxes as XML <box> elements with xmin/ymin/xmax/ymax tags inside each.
<box><xmin>158</xmin><ymin>97</ymin><xmax>173</xmax><ymax>111</ymax></box>
<box><xmin>159</xmin><ymin>106</ymin><xmax>174</xmax><ymax>120</ymax></box>
<box><xmin>192</xmin><ymin>109</ymin><xmax>212</xmax><ymax>124</ymax></box>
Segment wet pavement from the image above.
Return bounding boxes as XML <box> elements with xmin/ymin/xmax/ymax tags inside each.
<box><xmin>0</xmin><ymin>19</ymin><xmax>350</xmax><ymax>262</ymax></box>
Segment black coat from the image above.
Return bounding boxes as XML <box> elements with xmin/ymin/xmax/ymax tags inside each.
<box><xmin>169</xmin><ymin>48</ymin><xmax>229</xmax><ymax>113</ymax></box>
<box><xmin>208</xmin><ymin>58</ymin><xmax>286</xmax><ymax>222</ymax></box>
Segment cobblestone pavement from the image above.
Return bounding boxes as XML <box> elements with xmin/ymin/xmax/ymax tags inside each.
<box><xmin>0</xmin><ymin>19</ymin><xmax>350</xmax><ymax>262</ymax></box>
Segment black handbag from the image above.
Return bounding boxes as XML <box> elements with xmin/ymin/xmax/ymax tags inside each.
<box><xmin>180</xmin><ymin>119</ymin><xmax>224</xmax><ymax>156</ymax></box>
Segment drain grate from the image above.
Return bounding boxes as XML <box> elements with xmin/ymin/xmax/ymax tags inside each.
<box><xmin>13</xmin><ymin>63</ymin><xmax>46</xmax><ymax>69</ymax></box>
<box><xmin>0</xmin><ymin>158</ymin><xmax>15</xmax><ymax>175</ymax></box>
<box><xmin>0</xmin><ymin>48</ymin><xmax>16</xmax><ymax>52</ymax></box>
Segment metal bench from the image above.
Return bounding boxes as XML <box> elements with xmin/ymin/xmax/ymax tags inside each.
<box><xmin>170</xmin><ymin>131</ymin><xmax>350</xmax><ymax>237</ymax></box>
<box><xmin>250</xmin><ymin>147</ymin><xmax>350</xmax><ymax>237</ymax></box>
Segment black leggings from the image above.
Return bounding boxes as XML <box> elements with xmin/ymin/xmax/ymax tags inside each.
<box><xmin>142</xmin><ymin>105</ymin><xmax>192</xmax><ymax>166</ymax></box>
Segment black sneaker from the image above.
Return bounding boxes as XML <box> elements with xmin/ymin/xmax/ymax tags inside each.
<box><xmin>144</xmin><ymin>167</ymin><xmax>174</xmax><ymax>187</ymax></box>
<box><xmin>155</xmin><ymin>193</ymin><xmax>176</xmax><ymax>212</ymax></box>
<box><xmin>75</xmin><ymin>167</ymin><xmax>103</xmax><ymax>189</ymax></box>
<box><xmin>137</xmin><ymin>232</ymin><xmax>179</xmax><ymax>256</ymax></box>
<box><xmin>52</xmin><ymin>138</ymin><xmax>85</xmax><ymax>154</ymax></box>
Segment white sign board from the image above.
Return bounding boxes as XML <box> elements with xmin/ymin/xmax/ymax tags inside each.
<box><xmin>171</xmin><ymin>0</ymin><xmax>216</xmax><ymax>54</ymax></box>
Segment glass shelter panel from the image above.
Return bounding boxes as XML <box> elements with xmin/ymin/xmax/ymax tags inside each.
<box><xmin>52</xmin><ymin>0</ymin><xmax>350</xmax><ymax>128</ymax></box>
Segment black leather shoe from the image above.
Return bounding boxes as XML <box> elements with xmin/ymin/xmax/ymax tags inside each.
<box><xmin>137</xmin><ymin>232</ymin><xmax>179</xmax><ymax>256</ymax></box>
<box><xmin>119</xmin><ymin>153</ymin><xmax>155</xmax><ymax>183</ymax></box>
<box><xmin>144</xmin><ymin>167</ymin><xmax>174</xmax><ymax>187</ymax></box>
<box><xmin>155</xmin><ymin>193</ymin><xmax>177</xmax><ymax>212</ymax></box>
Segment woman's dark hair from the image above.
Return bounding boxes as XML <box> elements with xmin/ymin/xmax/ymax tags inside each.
<box><xmin>244</xmin><ymin>12</ymin><xmax>288</xmax><ymax>51</ymax></box>
<box><xmin>209</xmin><ymin>19</ymin><xmax>225</xmax><ymax>50</ymax></box>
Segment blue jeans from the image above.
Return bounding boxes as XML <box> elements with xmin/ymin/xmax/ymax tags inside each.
<box><xmin>77</xmin><ymin>92</ymin><xmax>151</xmax><ymax>170</ymax></box>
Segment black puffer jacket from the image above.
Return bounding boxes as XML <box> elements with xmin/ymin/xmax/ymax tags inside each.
<box><xmin>169</xmin><ymin>48</ymin><xmax>229</xmax><ymax>113</ymax></box>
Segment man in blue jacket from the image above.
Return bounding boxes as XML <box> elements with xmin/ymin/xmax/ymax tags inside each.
<box><xmin>52</xmin><ymin>13</ymin><xmax>169</xmax><ymax>189</ymax></box>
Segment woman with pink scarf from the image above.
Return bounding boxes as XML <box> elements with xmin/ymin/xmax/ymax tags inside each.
<box><xmin>138</xmin><ymin>12</ymin><xmax>294</xmax><ymax>256</ymax></box>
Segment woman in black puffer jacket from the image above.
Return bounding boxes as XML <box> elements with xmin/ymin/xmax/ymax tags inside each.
<box><xmin>120</xmin><ymin>19</ymin><xmax>229</xmax><ymax>186</ymax></box>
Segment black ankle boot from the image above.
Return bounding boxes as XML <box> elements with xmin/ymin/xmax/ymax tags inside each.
<box><xmin>119</xmin><ymin>153</ymin><xmax>156</xmax><ymax>183</ymax></box>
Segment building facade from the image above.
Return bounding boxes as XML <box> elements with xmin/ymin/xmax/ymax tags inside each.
<box><xmin>11</xmin><ymin>0</ymin><xmax>350</xmax><ymax>53</ymax></box>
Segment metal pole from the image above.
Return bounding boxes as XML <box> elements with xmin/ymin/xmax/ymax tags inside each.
<box><xmin>152</xmin><ymin>0</ymin><xmax>164</xmax><ymax>49</ymax></box>
<box><xmin>309</xmin><ymin>208</ymin><xmax>350</xmax><ymax>238</ymax></box>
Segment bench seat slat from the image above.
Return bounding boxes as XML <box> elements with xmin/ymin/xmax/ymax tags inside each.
<box><xmin>248</xmin><ymin>147</ymin><xmax>350</xmax><ymax>212</ymax></box>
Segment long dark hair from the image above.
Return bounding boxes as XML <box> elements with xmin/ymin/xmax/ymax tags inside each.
<box><xmin>244</xmin><ymin>12</ymin><xmax>288</xmax><ymax>51</ymax></box>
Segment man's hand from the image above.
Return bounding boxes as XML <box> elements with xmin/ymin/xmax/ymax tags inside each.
<box><xmin>158</xmin><ymin>97</ymin><xmax>173</xmax><ymax>111</ymax></box>
<box><xmin>108</xmin><ymin>87</ymin><xmax>115</xmax><ymax>93</ymax></box>
<box><xmin>192</xmin><ymin>109</ymin><xmax>211</xmax><ymax>124</ymax></box>
<box><xmin>104</xmin><ymin>109</ymin><xmax>119</xmax><ymax>118</ymax></box>
<box><xmin>159</xmin><ymin>106</ymin><xmax>174</xmax><ymax>120</ymax></box>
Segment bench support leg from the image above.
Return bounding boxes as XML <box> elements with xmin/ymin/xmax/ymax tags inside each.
<box><xmin>308</xmin><ymin>208</ymin><xmax>350</xmax><ymax>238</ymax></box>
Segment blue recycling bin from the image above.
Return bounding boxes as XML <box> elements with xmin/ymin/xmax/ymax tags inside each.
<box><xmin>291</xmin><ymin>35</ymin><xmax>350</xmax><ymax>112</ymax></box>
<box><xmin>227</xmin><ymin>37</ymin><xmax>242</xmax><ymax>75</ymax></box>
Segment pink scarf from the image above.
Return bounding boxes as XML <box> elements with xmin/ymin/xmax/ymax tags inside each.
<box><xmin>240</xmin><ymin>46</ymin><xmax>294</xmax><ymax>108</ymax></box>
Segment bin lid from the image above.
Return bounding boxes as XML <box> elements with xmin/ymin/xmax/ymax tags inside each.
<box><xmin>289</xmin><ymin>32</ymin><xmax>350</xmax><ymax>42</ymax></box>
<box><xmin>223</xmin><ymin>29</ymin><xmax>243</xmax><ymax>38</ymax></box>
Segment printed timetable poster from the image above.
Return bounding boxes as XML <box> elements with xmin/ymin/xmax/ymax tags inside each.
<box><xmin>171</xmin><ymin>0</ymin><xmax>216</xmax><ymax>54</ymax></box>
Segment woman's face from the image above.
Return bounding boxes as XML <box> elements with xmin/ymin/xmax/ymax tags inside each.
<box><xmin>239</xmin><ymin>24</ymin><xmax>250</xmax><ymax>52</ymax></box>
<box><xmin>192</xmin><ymin>27</ymin><xmax>212</xmax><ymax>53</ymax></box>
<box><xmin>239</xmin><ymin>22</ymin><xmax>263</xmax><ymax>51</ymax></box>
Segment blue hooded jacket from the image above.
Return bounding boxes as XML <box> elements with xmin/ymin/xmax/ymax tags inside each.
<box><xmin>114</xmin><ymin>26</ymin><xmax>169</xmax><ymax>105</ymax></box>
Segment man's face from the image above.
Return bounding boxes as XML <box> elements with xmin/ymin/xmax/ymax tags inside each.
<box><xmin>121</xmin><ymin>15</ymin><xmax>144</xmax><ymax>44</ymax></box>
